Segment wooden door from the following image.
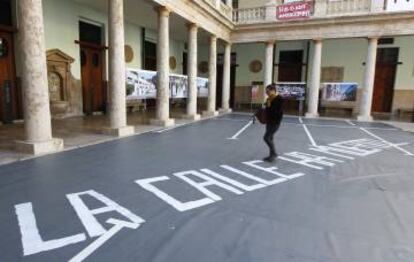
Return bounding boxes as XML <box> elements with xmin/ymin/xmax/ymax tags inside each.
<box><xmin>372</xmin><ymin>48</ymin><xmax>398</xmax><ymax>113</ymax></box>
<box><xmin>0</xmin><ymin>30</ymin><xmax>17</xmax><ymax>123</ymax></box>
<box><xmin>372</xmin><ymin>65</ymin><xmax>397</xmax><ymax>112</ymax></box>
<box><xmin>80</xmin><ymin>46</ymin><xmax>104</xmax><ymax>114</ymax></box>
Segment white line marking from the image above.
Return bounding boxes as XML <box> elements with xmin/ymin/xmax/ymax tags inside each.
<box><xmin>299</xmin><ymin>117</ymin><xmax>303</xmax><ymax>124</ymax></box>
<box><xmin>345</xmin><ymin>120</ymin><xmax>356</xmax><ymax>126</ymax></box>
<box><xmin>154</xmin><ymin>124</ymin><xmax>185</xmax><ymax>133</ymax></box>
<box><xmin>360</xmin><ymin>128</ymin><xmax>414</xmax><ymax>156</ymax></box>
<box><xmin>302</xmin><ymin>124</ymin><xmax>317</xmax><ymax>147</ymax></box>
<box><xmin>69</xmin><ymin>219</ymin><xmax>140</xmax><ymax>262</ymax></box>
<box><xmin>228</xmin><ymin>121</ymin><xmax>253</xmax><ymax>140</ymax></box>
<box><xmin>214</xmin><ymin>118</ymin><xmax>400</xmax><ymax>131</ymax></box>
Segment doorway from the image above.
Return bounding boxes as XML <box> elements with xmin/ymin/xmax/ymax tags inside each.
<box><xmin>216</xmin><ymin>53</ymin><xmax>237</xmax><ymax>109</ymax></box>
<box><xmin>277</xmin><ymin>50</ymin><xmax>304</xmax><ymax>82</ymax></box>
<box><xmin>0</xmin><ymin>0</ymin><xmax>18</xmax><ymax>123</ymax></box>
<box><xmin>144</xmin><ymin>41</ymin><xmax>157</xmax><ymax>71</ymax></box>
<box><xmin>372</xmin><ymin>48</ymin><xmax>399</xmax><ymax>113</ymax></box>
<box><xmin>277</xmin><ymin>50</ymin><xmax>304</xmax><ymax>114</ymax></box>
<box><xmin>78</xmin><ymin>21</ymin><xmax>105</xmax><ymax>115</ymax></box>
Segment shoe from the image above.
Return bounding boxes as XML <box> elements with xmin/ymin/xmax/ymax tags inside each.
<box><xmin>263</xmin><ymin>156</ymin><xmax>276</xmax><ymax>162</ymax></box>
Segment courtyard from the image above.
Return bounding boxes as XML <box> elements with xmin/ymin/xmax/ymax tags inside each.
<box><xmin>1</xmin><ymin>113</ymin><xmax>413</xmax><ymax>261</ymax></box>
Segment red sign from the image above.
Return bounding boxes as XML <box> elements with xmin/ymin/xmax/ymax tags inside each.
<box><xmin>277</xmin><ymin>2</ymin><xmax>312</xmax><ymax>21</ymax></box>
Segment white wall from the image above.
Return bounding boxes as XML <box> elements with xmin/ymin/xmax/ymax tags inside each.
<box><xmin>40</xmin><ymin>0</ymin><xmax>185</xmax><ymax>79</ymax></box>
<box><xmin>321</xmin><ymin>36</ymin><xmax>414</xmax><ymax>91</ymax></box>
<box><xmin>232</xmin><ymin>37</ymin><xmax>414</xmax><ymax>90</ymax></box>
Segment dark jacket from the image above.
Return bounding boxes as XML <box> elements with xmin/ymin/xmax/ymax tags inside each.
<box><xmin>266</xmin><ymin>95</ymin><xmax>283</xmax><ymax>126</ymax></box>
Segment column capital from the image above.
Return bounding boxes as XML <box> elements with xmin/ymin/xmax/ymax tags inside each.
<box><xmin>154</xmin><ymin>6</ymin><xmax>172</xmax><ymax>16</ymax></box>
<box><xmin>210</xmin><ymin>35</ymin><xmax>217</xmax><ymax>41</ymax></box>
<box><xmin>224</xmin><ymin>41</ymin><xmax>232</xmax><ymax>47</ymax></box>
<box><xmin>186</xmin><ymin>23</ymin><xmax>198</xmax><ymax>30</ymax></box>
<box><xmin>263</xmin><ymin>40</ymin><xmax>275</xmax><ymax>45</ymax></box>
<box><xmin>313</xmin><ymin>38</ymin><xmax>323</xmax><ymax>43</ymax></box>
<box><xmin>367</xmin><ymin>36</ymin><xmax>380</xmax><ymax>41</ymax></box>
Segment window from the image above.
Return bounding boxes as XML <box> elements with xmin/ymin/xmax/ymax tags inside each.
<box><xmin>79</xmin><ymin>21</ymin><xmax>102</xmax><ymax>45</ymax></box>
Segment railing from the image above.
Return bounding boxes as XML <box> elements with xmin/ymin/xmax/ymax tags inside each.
<box><xmin>204</xmin><ymin>0</ymin><xmax>217</xmax><ymax>9</ymax></box>
<box><xmin>327</xmin><ymin>0</ymin><xmax>371</xmax><ymax>15</ymax></box>
<box><xmin>220</xmin><ymin>1</ymin><xmax>233</xmax><ymax>19</ymax></box>
<box><xmin>232</xmin><ymin>0</ymin><xmax>386</xmax><ymax>25</ymax></box>
<box><xmin>233</xmin><ymin>7</ymin><xmax>266</xmax><ymax>24</ymax></box>
<box><xmin>203</xmin><ymin>0</ymin><xmax>233</xmax><ymax>20</ymax></box>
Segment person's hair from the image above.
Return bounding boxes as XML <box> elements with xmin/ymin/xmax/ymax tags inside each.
<box><xmin>266</xmin><ymin>83</ymin><xmax>277</xmax><ymax>92</ymax></box>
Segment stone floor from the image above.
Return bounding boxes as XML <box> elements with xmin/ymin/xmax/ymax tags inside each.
<box><xmin>1</xmin><ymin>106</ymin><xmax>412</xmax><ymax>166</ymax></box>
<box><xmin>0</xmin><ymin>107</ymin><xmax>206</xmax><ymax>166</ymax></box>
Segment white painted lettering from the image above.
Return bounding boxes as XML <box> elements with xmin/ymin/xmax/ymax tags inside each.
<box><xmin>220</xmin><ymin>165</ymin><xmax>288</xmax><ymax>185</ymax></box>
<box><xmin>174</xmin><ymin>170</ymin><xmax>244</xmax><ymax>202</ymax></box>
<box><xmin>243</xmin><ymin>160</ymin><xmax>305</xmax><ymax>179</ymax></box>
<box><xmin>67</xmin><ymin>190</ymin><xmax>144</xmax><ymax>238</ymax></box>
<box><xmin>200</xmin><ymin>168</ymin><xmax>267</xmax><ymax>191</ymax></box>
<box><xmin>309</xmin><ymin>146</ymin><xmax>356</xmax><ymax>159</ymax></box>
<box><xmin>15</xmin><ymin>202</ymin><xmax>86</xmax><ymax>256</ymax></box>
<box><xmin>135</xmin><ymin>176</ymin><xmax>214</xmax><ymax>212</ymax></box>
<box><xmin>279</xmin><ymin>152</ymin><xmax>343</xmax><ymax>170</ymax></box>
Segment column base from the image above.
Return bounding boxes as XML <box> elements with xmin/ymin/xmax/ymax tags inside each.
<box><xmin>305</xmin><ymin>112</ymin><xmax>319</xmax><ymax>118</ymax></box>
<box><xmin>357</xmin><ymin>115</ymin><xmax>373</xmax><ymax>122</ymax></box>
<box><xmin>219</xmin><ymin>108</ymin><xmax>232</xmax><ymax>114</ymax></box>
<box><xmin>15</xmin><ymin>138</ymin><xmax>64</xmax><ymax>155</ymax></box>
<box><xmin>202</xmin><ymin>111</ymin><xmax>219</xmax><ymax>117</ymax></box>
<box><xmin>181</xmin><ymin>114</ymin><xmax>201</xmax><ymax>121</ymax></box>
<box><xmin>150</xmin><ymin>118</ymin><xmax>175</xmax><ymax>127</ymax></box>
<box><xmin>103</xmin><ymin>125</ymin><xmax>135</xmax><ymax>137</ymax></box>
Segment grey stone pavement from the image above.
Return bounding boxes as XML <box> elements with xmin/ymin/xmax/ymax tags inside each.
<box><xmin>0</xmin><ymin>113</ymin><xmax>414</xmax><ymax>262</ymax></box>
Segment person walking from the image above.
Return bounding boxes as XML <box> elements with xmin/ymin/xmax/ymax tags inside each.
<box><xmin>263</xmin><ymin>84</ymin><xmax>283</xmax><ymax>162</ymax></box>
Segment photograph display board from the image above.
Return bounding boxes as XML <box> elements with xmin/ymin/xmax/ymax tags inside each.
<box><xmin>322</xmin><ymin>83</ymin><xmax>358</xmax><ymax>102</ymax></box>
<box><xmin>126</xmin><ymin>68</ymin><xmax>209</xmax><ymax>100</ymax></box>
<box><xmin>276</xmin><ymin>82</ymin><xmax>306</xmax><ymax>100</ymax></box>
<box><xmin>169</xmin><ymin>73</ymin><xmax>188</xmax><ymax>98</ymax></box>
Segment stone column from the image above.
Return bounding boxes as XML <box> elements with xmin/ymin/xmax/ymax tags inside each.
<box><xmin>226</xmin><ymin>0</ymin><xmax>232</xmax><ymax>7</ymax></box>
<box><xmin>306</xmin><ymin>39</ymin><xmax>323</xmax><ymax>118</ymax></box>
<box><xmin>15</xmin><ymin>0</ymin><xmax>63</xmax><ymax>155</ymax></box>
<box><xmin>150</xmin><ymin>6</ymin><xmax>175</xmax><ymax>127</ymax></box>
<box><xmin>219</xmin><ymin>42</ymin><xmax>232</xmax><ymax>113</ymax></box>
<box><xmin>203</xmin><ymin>35</ymin><xmax>219</xmax><ymax>117</ymax></box>
<box><xmin>184</xmin><ymin>23</ymin><xmax>200</xmax><ymax>121</ymax></box>
<box><xmin>357</xmin><ymin>37</ymin><xmax>378</xmax><ymax>122</ymax></box>
<box><xmin>104</xmin><ymin>0</ymin><xmax>134</xmax><ymax>137</ymax></box>
<box><xmin>264</xmin><ymin>41</ymin><xmax>274</xmax><ymax>102</ymax></box>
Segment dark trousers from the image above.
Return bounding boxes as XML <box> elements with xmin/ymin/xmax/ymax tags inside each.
<box><xmin>263</xmin><ymin>123</ymin><xmax>280</xmax><ymax>156</ymax></box>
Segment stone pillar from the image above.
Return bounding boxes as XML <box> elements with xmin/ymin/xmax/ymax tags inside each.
<box><xmin>219</xmin><ymin>42</ymin><xmax>232</xmax><ymax>113</ymax></box>
<box><xmin>306</xmin><ymin>39</ymin><xmax>323</xmax><ymax>118</ymax></box>
<box><xmin>15</xmin><ymin>0</ymin><xmax>64</xmax><ymax>155</ymax></box>
<box><xmin>203</xmin><ymin>35</ymin><xmax>219</xmax><ymax>117</ymax></box>
<box><xmin>226</xmin><ymin>0</ymin><xmax>232</xmax><ymax>7</ymax></box>
<box><xmin>264</xmin><ymin>41</ymin><xmax>274</xmax><ymax>102</ymax></box>
<box><xmin>150</xmin><ymin>6</ymin><xmax>175</xmax><ymax>127</ymax></box>
<box><xmin>357</xmin><ymin>37</ymin><xmax>378</xmax><ymax>122</ymax></box>
<box><xmin>104</xmin><ymin>0</ymin><xmax>134</xmax><ymax>137</ymax></box>
<box><xmin>183</xmin><ymin>23</ymin><xmax>200</xmax><ymax>121</ymax></box>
